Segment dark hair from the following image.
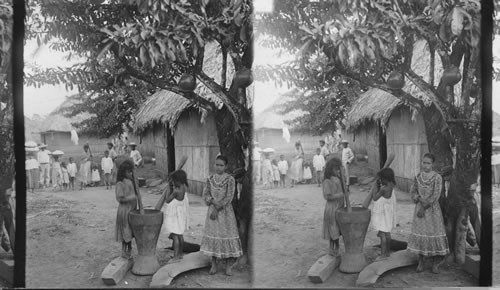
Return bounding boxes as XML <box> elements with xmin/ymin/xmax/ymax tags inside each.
<box><xmin>319</xmin><ymin>140</ymin><xmax>325</xmax><ymax>144</ymax></box>
<box><xmin>216</xmin><ymin>155</ymin><xmax>228</xmax><ymax>165</ymax></box>
<box><xmin>323</xmin><ymin>158</ymin><xmax>342</xmax><ymax>180</ymax></box>
<box><xmin>169</xmin><ymin>170</ymin><xmax>188</xmax><ymax>187</ymax></box>
<box><xmin>104</xmin><ymin>150</ymin><xmax>109</xmax><ymax>154</ymax></box>
<box><xmin>377</xmin><ymin>168</ymin><xmax>396</xmax><ymax>185</ymax></box>
<box><xmin>423</xmin><ymin>153</ymin><xmax>435</xmax><ymax>163</ymax></box>
<box><xmin>441</xmin><ymin>165</ymin><xmax>453</xmax><ymax>177</ymax></box>
<box><xmin>117</xmin><ymin>159</ymin><xmax>134</xmax><ymax>182</ymax></box>
<box><xmin>61</xmin><ymin>162</ymin><xmax>66</xmax><ymax>168</ymax></box>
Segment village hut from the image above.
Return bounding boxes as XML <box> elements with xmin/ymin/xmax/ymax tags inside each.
<box><xmin>134</xmin><ymin>41</ymin><xmax>249</xmax><ymax>195</ymax></box>
<box><xmin>342</xmin><ymin>88</ymin><xmax>428</xmax><ymax>192</ymax></box>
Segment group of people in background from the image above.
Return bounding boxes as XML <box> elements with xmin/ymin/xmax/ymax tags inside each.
<box><xmin>252</xmin><ymin>137</ymin><xmax>354</xmax><ymax>189</ymax></box>
<box><xmin>25</xmin><ymin>141</ymin><xmax>143</xmax><ymax>192</ymax></box>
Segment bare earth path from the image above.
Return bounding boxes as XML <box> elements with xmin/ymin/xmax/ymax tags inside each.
<box><xmin>253</xmin><ymin>182</ymin><xmax>477</xmax><ymax>288</ymax></box>
<box><xmin>26</xmin><ymin>186</ymin><xmax>251</xmax><ymax>288</ymax></box>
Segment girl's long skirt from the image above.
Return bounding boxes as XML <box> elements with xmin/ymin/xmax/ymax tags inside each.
<box><xmin>290</xmin><ymin>158</ymin><xmax>304</xmax><ymax>182</ymax></box>
<box><xmin>200</xmin><ymin>204</ymin><xmax>243</xmax><ymax>259</ymax></box>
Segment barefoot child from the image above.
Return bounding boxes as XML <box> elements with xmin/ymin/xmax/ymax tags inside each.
<box><xmin>370</xmin><ymin>168</ymin><xmax>397</xmax><ymax>259</ymax></box>
<box><xmin>271</xmin><ymin>159</ymin><xmax>280</xmax><ymax>188</ymax></box>
<box><xmin>313</xmin><ymin>148</ymin><xmax>326</xmax><ymax>187</ymax></box>
<box><xmin>277</xmin><ymin>155</ymin><xmax>288</xmax><ymax>188</ymax></box>
<box><xmin>200</xmin><ymin>155</ymin><xmax>243</xmax><ymax>276</ymax></box>
<box><xmin>407</xmin><ymin>153</ymin><xmax>449</xmax><ymax>273</ymax></box>
<box><xmin>91</xmin><ymin>165</ymin><xmax>101</xmax><ymax>187</ymax></box>
<box><xmin>163</xmin><ymin>170</ymin><xmax>190</xmax><ymax>263</ymax></box>
<box><xmin>67</xmin><ymin>157</ymin><xmax>77</xmax><ymax>190</ymax></box>
<box><xmin>322</xmin><ymin>158</ymin><xmax>345</xmax><ymax>256</ymax></box>
<box><xmin>61</xmin><ymin>162</ymin><xmax>70</xmax><ymax>190</ymax></box>
<box><xmin>303</xmin><ymin>162</ymin><xmax>313</xmax><ymax>184</ymax></box>
<box><xmin>115</xmin><ymin>159</ymin><xmax>138</xmax><ymax>259</ymax></box>
<box><xmin>101</xmin><ymin>150</ymin><xmax>114</xmax><ymax>189</ymax></box>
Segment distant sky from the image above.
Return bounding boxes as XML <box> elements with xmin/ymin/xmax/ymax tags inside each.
<box><xmin>22</xmin><ymin>29</ymin><xmax>500</xmax><ymax>118</ymax></box>
<box><xmin>24</xmin><ymin>40</ymin><xmax>79</xmax><ymax>118</ymax></box>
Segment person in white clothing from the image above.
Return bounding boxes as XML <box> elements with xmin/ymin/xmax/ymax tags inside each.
<box><xmin>67</xmin><ymin>157</ymin><xmax>78</xmax><ymax>190</ymax></box>
<box><xmin>277</xmin><ymin>155</ymin><xmax>289</xmax><ymax>188</ymax></box>
<box><xmin>163</xmin><ymin>170</ymin><xmax>190</xmax><ymax>262</ymax></box>
<box><xmin>341</xmin><ymin>140</ymin><xmax>354</xmax><ymax>188</ymax></box>
<box><xmin>313</xmin><ymin>148</ymin><xmax>326</xmax><ymax>187</ymax></box>
<box><xmin>129</xmin><ymin>142</ymin><xmax>143</xmax><ymax>168</ymax></box>
<box><xmin>367</xmin><ymin>168</ymin><xmax>397</xmax><ymax>259</ymax></box>
<box><xmin>37</xmin><ymin>144</ymin><xmax>50</xmax><ymax>188</ymax></box>
<box><xmin>101</xmin><ymin>150</ymin><xmax>114</xmax><ymax>190</ymax></box>
<box><xmin>319</xmin><ymin>140</ymin><xmax>330</xmax><ymax>160</ymax></box>
<box><xmin>252</xmin><ymin>142</ymin><xmax>262</xmax><ymax>184</ymax></box>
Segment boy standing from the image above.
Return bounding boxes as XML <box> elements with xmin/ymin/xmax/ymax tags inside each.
<box><xmin>341</xmin><ymin>140</ymin><xmax>354</xmax><ymax>189</ymax></box>
<box><xmin>101</xmin><ymin>150</ymin><xmax>114</xmax><ymax>189</ymax></box>
<box><xmin>313</xmin><ymin>148</ymin><xmax>326</xmax><ymax>187</ymax></box>
<box><xmin>277</xmin><ymin>155</ymin><xmax>288</xmax><ymax>188</ymax></box>
<box><xmin>67</xmin><ymin>157</ymin><xmax>78</xmax><ymax>190</ymax></box>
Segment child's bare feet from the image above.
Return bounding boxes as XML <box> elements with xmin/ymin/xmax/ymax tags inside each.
<box><xmin>431</xmin><ymin>263</ymin><xmax>440</xmax><ymax>274</ymax></box>
<box><xmin>209</xmin><ymin>264</ymin><xmax>217</xmax><ymax>275</ymax></box>
<box><xmin>416</xmin><ymin>260</ymin><xmax>424</xmax><ymax>272</ymax></box>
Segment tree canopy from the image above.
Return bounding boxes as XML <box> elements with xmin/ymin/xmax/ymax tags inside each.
<box><xmin>25</xmin><ymin>0</ymin><xmax>253</xmax><ymax>138</ymax></box>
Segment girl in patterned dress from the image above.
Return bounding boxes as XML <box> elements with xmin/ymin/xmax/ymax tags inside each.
<box><xmin>407</xmin><ymin>153</ymin><xmax>449</xmax><ymax>273</ymax></box>
<box><xmin>322</xmin><ymin>158</ymin><xmax>345</xmax><ymax>256</ymax></box>
<box><xmin>200</xmin><ymin>155</ymin><xmax>243</xmax><ymax>276</ymax></box>
<box><xmin>114</xmin><ymin>159</ymin><xmax>137</xmax><ymax>259</ymax></box>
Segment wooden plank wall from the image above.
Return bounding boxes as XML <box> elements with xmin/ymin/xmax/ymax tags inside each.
<box><xmin>342</xmin><ymin>122</ymin><xmax>380</xmax><ymax>173</ymax></box>
<box><xmin>174</xmin><ymin>110</ymin><xmax>219</xmax><ymax>196</ymax></box>
<box><xmin>386</xmin><ymin>107</ymin><xmax>428</xmax><ymax>192</ymax></box>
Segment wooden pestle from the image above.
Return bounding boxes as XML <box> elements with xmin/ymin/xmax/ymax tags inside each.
<box><xmin>154</xmin><ymin>156</ymin><xmax>188</xmax><ymax>211</ymax></box>
<box><xmin>131</xmin><ymin>169</ymin><xmax>145</xmax><ymax>214</ymax></box>
<box><xmin>361</xmin><ymin>153</ymin><xmax>395</xmax><ymax>208</ymax></box>
<box><xmin>339</xmin><ymin>165</ymin><xmax>352</xmax><ymax>212</ymax></box>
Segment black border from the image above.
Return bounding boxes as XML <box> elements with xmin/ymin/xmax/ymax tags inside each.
<box><xmin>13</xmin><ymin>0</ymin><xmax>25</xmax><ymax>288</ymax></box>
<box><xmin>8</xmin><ymin>0</ymin><xmax>497</xmax><ymax>288</ymax></box>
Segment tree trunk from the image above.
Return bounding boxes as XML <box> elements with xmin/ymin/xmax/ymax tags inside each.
<box><xmin>213</xmin><ymin>105</ymin><xmax>252</xmax><ymax>262</ymax></box>
<box><xmin>421</xmin><ymin>103</ymin><xmax>480</xmax><ymax>260</ymax></box>
<box><xmin>0</xmin><ymin>105</ymin><xmax>15</xmax><ymax>252</ymax></box>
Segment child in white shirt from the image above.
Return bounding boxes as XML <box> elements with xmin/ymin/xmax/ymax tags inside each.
<box><xmin>277</xmin><ymin>155</ymin><xmax>289</xmax><ymax>188</ymax></box>
<box><xmin>313</xmin><ymin>148</ymin><xmax>326</xmax><ymax>187</ymax></box>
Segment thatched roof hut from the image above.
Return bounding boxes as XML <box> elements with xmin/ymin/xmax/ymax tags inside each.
<box><xmin>345</xmin><ymin>88</ymin><xmax>401</xmax><ymax>132</ymax></box>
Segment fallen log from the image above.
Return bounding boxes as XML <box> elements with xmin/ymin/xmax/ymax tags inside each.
<box><xmin>101</xmin><ymin>256</ymin><xmax>133</xmax><ymax>286</ymax></box>
<box><xmin>150</xmin><ymin>251</ymin><xmax>211</xmax><ymax>287</ymax></box>
<box><xmin>356</xmin><ymin>250</ymin><xmax>418</xmax><ymax>287</ymax></box>
<box><xmin>307</xmin><ymin>254</ymin><xmax>340</xmax><ymax>283</ymax></box>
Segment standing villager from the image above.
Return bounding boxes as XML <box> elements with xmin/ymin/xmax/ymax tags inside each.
<box><xmin>290</xmin><ymin>141</ymin><xmax>304</xmax><ymax>187</ymax></box>
<box><xmin>78</xmin><ymin>144</ymin><xmax>92</xmax><ymax>190</ymax></box>
<box><xmin>37</xmin><ymin>144</ymin><xmax>50</xmax><ymax>188</ymax></box>
<box><xmin>129</xmin><ymin>142</ymin><xmax>143</xmax><ymax>168</ymax></box>
<box><xmin>261</xmin><ymin>153</ymin><xmax>273</xmax><ymax>189</ymax></box>
<box><xmin>26</xmin><ymin>154</ymin><xmax>39</xmax><ymax>193</ymax></box>
<box><xmin>51</xmin><ymin>155</ymin><xmax>63</xmax><ymax>191</ymax></box>
<box><xmin>322</xmin><ymin>158</ymin><xmax>345</xmax><ymax>256</ymax></box>
<box><xmin>313</xmin><ymin>148</ymin><xmax>326</xmax><ymax>187</ymax></box>
<box><xmin>163</xmin><ymin>170</ymin><xmax>190</xmax><ymax>263</ymax></box>
<box><xmin>407</xmin><ymin>153</ymin><xmax>449</xmax><ymax>274</ymax></box>
<box><xmin>369</xmin><ymin>168</ymin><xmax>397</xmax><ymax>259</ymax></box>
<box><xmin>340</xmin><ymin>140</ymin><xmax>354</xmax><ymax>189</ymax></box>
<box><xmin>67</xmin><ymin>157</ymin><xmax>78</xmax><ymax>191</ymax></box>
<box><xmin>319</xmin><ymin>140</ymin><xmax>330</xmax><ymax>160</ymax></box>
<box><xmin>252</xmin><ymin>141</ymin><xmax>262</xmax><ymax>185</ymax></box>
<box><xmin>107</xmin><ymin>142</ymin><xmax>118</xmax><ymax>185</ymax></box>
<box><xmin>114</xmin><ymin>159</ymin><xmax>137</xmax><ymax>259</ymax></box>
<box><xmin>200</xmin><ymin>155</ymin><xmax>242</xmax><ymax>276</ymax></box>
<box><xmin>277</xmin><ymin>155</ymin><xmax>288</xmax><ymax>188</ymax></box>
<box><xmin>101</xmin><ymin>150</ymin><xmax>114</xmax><ymax>190</ymax></box>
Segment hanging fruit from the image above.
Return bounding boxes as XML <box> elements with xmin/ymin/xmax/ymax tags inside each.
<box><xmin>234</xmin><ymin>67</ymin><xmax>253</xmax><ymax>88</ymax></box>
<box><xmin>441</xmin><ymin>65</ymin><xmax>461</xmax><ymax>86</ymax></box>
<box><xmin>178</xmin><ymin>73</ymin><xmax>196</xmax><ymax>92</ymax></box>
<box><xmin>387</xmin><ymin>71</ymin><xmax>405</xmax><ymax>89</ymax></box>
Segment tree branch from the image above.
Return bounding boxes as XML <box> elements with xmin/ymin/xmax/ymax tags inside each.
<box><xmin>111</xmin><ymin>46</ymin><xmax>215</xmax><ymax>111</ymax></box>
<box><xmin>196</xmin><ymin>70</ymin><xmax>246</xmax><ymax>124</ymax></box>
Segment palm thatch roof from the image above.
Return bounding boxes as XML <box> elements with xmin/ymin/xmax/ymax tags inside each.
<box><xmin>134</xmin><ymin>41</ymin><xmax>249</xmax><ymax>133</ymax></box>
<box><xmin>345</xmin><ymin>88</ymin><xmax>401</xmax><ymax>131</ymax></box>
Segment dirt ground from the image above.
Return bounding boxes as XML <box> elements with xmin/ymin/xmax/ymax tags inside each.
<box><xmin>253</xmin><ymin>174</ymin><xmax>478</xmax><ymax>288</ymax></box>
<box><xmin>26</xmin><ymin>184</ymin><xmax>251</xmax><ymax>288</ymax></box>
